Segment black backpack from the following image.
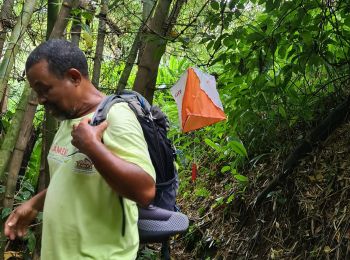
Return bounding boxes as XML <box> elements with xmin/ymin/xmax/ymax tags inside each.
<box><xmin>91</xmin><ymin>90</ymin><xmax>188</xmax><ymax>242</ymax></box>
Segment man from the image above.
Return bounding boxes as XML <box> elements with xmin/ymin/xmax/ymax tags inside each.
<box><xmin>4</xmin><ymin>39</ymin><xmax>156</xmax><ymax>259</ymax></box>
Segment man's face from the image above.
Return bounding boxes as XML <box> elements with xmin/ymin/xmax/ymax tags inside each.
<box><xmin>26</xmin><ymin>60</ymin><xmax>78</xmax><ymax>120</ymax></box>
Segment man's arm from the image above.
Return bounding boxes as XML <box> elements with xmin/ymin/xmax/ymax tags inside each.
<box><xmin>71</xmin><ymin>118</ymin><xmax>155</xmax><ymax>207</ymax></box>
<box><xmin>4</xmin><ymin>189</ymin><xmax>47</xmax><ymax>240</ymax></box>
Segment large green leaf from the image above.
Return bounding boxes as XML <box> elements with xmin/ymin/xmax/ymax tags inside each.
<box><xmin>204</xmin><ymin>138</ymin><xmax>222</xmax><ymax>152</ymax></box>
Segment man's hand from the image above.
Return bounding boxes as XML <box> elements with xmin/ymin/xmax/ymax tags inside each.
<box><xmin>71</xmin><ymin>117</ymin><xmax>108</xmax><ymax>155</ymax></box>
<box><xmin>4</xmin><ymin>200</ymin><xmax>39</xmax><ymax>240</ymax></box>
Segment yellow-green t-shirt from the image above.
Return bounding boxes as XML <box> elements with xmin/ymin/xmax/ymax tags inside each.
<box><xmin>41</xmin><ymin>103</ymin><xmax>156</xmax><ymax>260</ymax></box>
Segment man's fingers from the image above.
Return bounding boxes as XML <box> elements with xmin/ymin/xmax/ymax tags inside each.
<box><xmin>4</xmin><ymin>212</ymin><xmax>19</xmax><ymax>239</ymax></box>
<box><xmin>10</xmin><ymin>232</ymin><xmax>16</xmax><ymax>240</ymax></box>
<box><xmin>6</xmin><ymin>212</ymin><xmax>19</xmax><ymax>228</ymax></box>
<box><xmin>98</xmin><ymin>121</ymin><xmax>108</xmax><ymax>132</ymax></box>
<box><xmin>17</xmin><ymin>226</ymin><xmax>27</xmax><ymax>238</ymax></box>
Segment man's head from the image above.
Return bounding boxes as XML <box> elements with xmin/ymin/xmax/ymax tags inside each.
<box><xmin>26</xmin><ymin>39</ymin><xmax>90</xmax><ymax>120</ymax></box>
<box><xmin>26</xmin><ymin>39</ymin><xmax>89</xmax><ymax>79</ymax></box>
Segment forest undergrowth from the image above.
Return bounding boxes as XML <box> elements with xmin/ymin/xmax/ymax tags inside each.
<box><xmin>163</xmin><ymin>103</ymin><xmax>350</xmax><ymax>259</ymax></box>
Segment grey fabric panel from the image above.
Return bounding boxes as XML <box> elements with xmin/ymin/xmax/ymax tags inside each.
<box><xmin>138</xmin><ymin>212</ymin><xmax>189</xmax><ymax>232</ymax></box>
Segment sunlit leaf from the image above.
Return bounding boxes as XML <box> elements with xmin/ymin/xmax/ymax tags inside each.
<box><xmin>204</xmin><ymin>138</ymin><xmax>222</xmax><ymax>152</ymax></box>
<box><xmin>230</xmin><ymin>139</ymin><xmax>247</xmax><ymax>157</ymax></box>
<box><xmin>234</xmin><ymin>174</ymin><xmax>249</xmax><ymax>183</ymax></box>
<box><xmin>221</xmin><ymin>165</ymin><xmax>231</xmax><ymax>173</ymax></box>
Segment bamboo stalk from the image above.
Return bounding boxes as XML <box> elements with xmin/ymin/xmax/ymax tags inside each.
<box><xmin>3</xmin><ymin>90</ymin><xmax>37</xmax><ymax>209</ymax></box>
<box><xmin>0</xmin><ymin>0</ymin><xmax>37</xmax><ymax>108</ymax></box>
<box><xmin>0</xmin><ymin>86</ymin><xmax>31</xmax><ymax>182</ymax></box>
<box><xmin>92</xmin><ymin>0</ymin><xmax>109</xmax><ymax>88</ymax></box>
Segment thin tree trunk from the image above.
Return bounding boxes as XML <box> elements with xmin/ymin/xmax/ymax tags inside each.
<box><xmin>0</xmin><ymin>0</ymin><xmax>37</xmax><ymax>109</ymax></box>
<box><xmin>116</xmin><ymin>29</ymin><xmax>141</xmax><ymax>92</ymax></box>
<box><xmin>116</xmin><ymin>0</ymin><xmax>156</xmax><ymax>92</ymax></box>
<box><xmin>92</xmin><ymin>0</ymin><xmax>108</xmax><ymax>88</ymax></box>
<box><xmin>137</xmin><ymin>0</ymin><xmax>156</xmax><ymax>65</ymax></box>
<box><xmin>0</xmin><ymin>85</ymin><xmax>31</xmax><ymax>255</ymax></box>
<box><xmin>0</xmin><ymin>86</ymin><xmax>8</xmax><ymax>113</ymax></box>
<box><xmin>0</xmin><ymin>86</ymin><xmax>31</xmax><ymax>183</ymax></box>
<box><xmin>0</xmin><ymin>0</ymin><xmax>15</xmax><ymax>114</ymax></box>
<box><xmin>3</xmin><ymin>90</ymin><xmax>37</xmax><ymax>209</ymax></box>
<box><xmin>70</xmin><ymin>12</ymin><xmax>81</xmax><ymax>45</ymax></box>
<box><xmin>47</xmin><ymin>0</ymin><xmax>60</xmax><ymax>41</ymax></box>
<box><xmin>132</xmin><ymin>0</ymin><xmax>172</xmax><ymax>102</ymax></box>
<box><xmin>136</xmin><ymin>1</ymin><xmax>155</xmax><ymax>73</ymax></box>
<box><xmin>0</xmin><ymin>0</ymin><xmax>15</xmax><ymax>57</ymax></box>
<box><xmin>50</xmin><ymin>0</ymin><xmax>80</xmax><ymax>39</ymax></box>
<box><xmin>133</xmin><ymin>0</ymin><xmax>185</xmax><ymax>103</ymax></box>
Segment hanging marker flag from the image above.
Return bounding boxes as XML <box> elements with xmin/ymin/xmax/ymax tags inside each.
<box><xmin>170</xmin><ymin>67</ymin><xmax>226</xmax><ymax>133</ymax></box>
<box><xmin>191</xmin><ymin>163</ymin><xmax>198</xmax><ymax>182</ymax></box>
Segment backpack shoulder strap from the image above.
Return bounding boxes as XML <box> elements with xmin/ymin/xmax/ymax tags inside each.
<box><xmin>116</xmin><ymin>90</ymin><xmax>151</xmax><ymax>117</ymax></box>
<box><xmin>91</xmin><ymin>91</ymin><xmax>152</xmax><ymax>126</ymax></box>
<box><xmin>90</xmin><ymin>95</ymin><xmax>124</xmax><ymax>126</ymax></box>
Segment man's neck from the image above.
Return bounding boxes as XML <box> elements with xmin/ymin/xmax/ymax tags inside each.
<box><xmin>75</xmin><ymin>83</ymin><xmax>105</xmax><ymax>118</ymax></box>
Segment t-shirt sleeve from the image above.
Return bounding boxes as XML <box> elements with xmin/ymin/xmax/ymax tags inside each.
<box><xmin>102</xmin><ymin>103</ymin><xmax>156</xmax><ymax>181</ymax></box>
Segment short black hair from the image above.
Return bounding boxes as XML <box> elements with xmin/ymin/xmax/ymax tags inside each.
<box><xmin>25</xmin><ymin>39</ymin><xmax>89</xmax><ymax>78</ymax></box>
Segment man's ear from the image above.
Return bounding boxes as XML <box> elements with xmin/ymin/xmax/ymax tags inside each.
<box><xmin>66</xmin><ymin>68</ymin><xmax>82</xmax><ymax>86</ymax></box>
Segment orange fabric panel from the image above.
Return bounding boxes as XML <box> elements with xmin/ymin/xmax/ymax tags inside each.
<box><xmin>181</xmin><ymin>68</ymin><xmax>226</xmax><ymax>133</ymax></box>
<box><xmin>183</xmin><ymin>115</ymin><xmax>226</xmax><ymax>132</ymax></box>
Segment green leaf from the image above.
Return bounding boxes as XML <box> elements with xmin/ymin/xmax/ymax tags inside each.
<box><xmin>195</xmin><ymin>187</ymin><xmax>210</xmax><ymax>198</ymax></box>
<box><xmin>81</xmin><ymin>10</ymin><xmax>94</xmax><ymax>21</ymax></box>
<box><xmin>22</xmin><ymin>181</ymin><xmax>35</xmax><ymax>193</ymax></box>
<box><xmin>234</xmin><ymin>174</ymin><xmax>249</xmax><ymax>183</ymax></box>
<box><xmin>36</xmin><ymin>212</ymin><xmax>43</xmax><ymax>222</ymax></box>
<box><xmin>278</xmin><ymin>106</ymin><xmax>287</xmax><ymax>119</ymax></box>
<box><xmin>265</xmin><ymin>0</ymin><xmax>274</xmax><ymax>12</ymax></box>
<box><xmin>223</xmin><ymin>35</ymin><xmax>235</xmax><ymax>47</ymax></box>
<box><xmin>213</xmin><ymin>37</ymin><xmax>222</xmax><ymax>51</ymax></box>
<box><xmin>230</xmin><ymin>139</ymin><xmax>247</xmax><ymax>157</ymax></box>
<box><xmin>210</xmin><ymin>1</ymin><xmax>220</xmax><ymax>10</ymax></box>
<box><xmin>2</xmin><ymin>208</ymin><xmax>11</xmax><ymax>219</ymax></box>
<box><xmin>20</xmin><ymin>190</ymin><xmax>32</xmax><ymax>200</ymax></box>
<box><xmin>226</xmin><ymin>193</ymin><xmax>235</xmax><ymax>203</ymax></box>
<box><xmin>301</xmin><ymin>32</ymin><xmax>313</xmax><ymax>46</ymax></box>
<box><xmin>246</xmin><ymin>32</ymin><xmax>264</xmax><ymax>43</ymax></box>
<box><xmin>207</xmin><ymin>39</ymin><xmax>215</xmax><ymax>50</ymax></box>
<box><xmin>82</xmin><ymin>30</ymin><xmax>94</xmax><ymax>49</ymax></box>
<box><xmin>204</xmin><ymin>138</ymin><xmax>222</xmax><ymax>152</ymax></box>
<box><xmin>221</xmin><ymin>165</ymin><xmax>231</xmax><ymax>173</ymax></box>
<box><xmin>80</xmin><ymin>23</ymin><xmax>91</xmax><ymax>34</ymax></box>
<box><xmin>25</xmin><ymin>231</ymin><xmax>36</xmax><ymax>252</ymax></box>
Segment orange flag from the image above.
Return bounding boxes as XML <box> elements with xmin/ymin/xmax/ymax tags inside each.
<box><xmin>171</xmin><ymin>68</ymin><xmax>226</xmax><ymax>133</ymax></box>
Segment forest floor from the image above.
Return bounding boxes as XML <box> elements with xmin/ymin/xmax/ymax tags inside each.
<box><xmin>165</xmin><ymin>120</ymin><xmax>350</xmax><ymax>259</ymax></box>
